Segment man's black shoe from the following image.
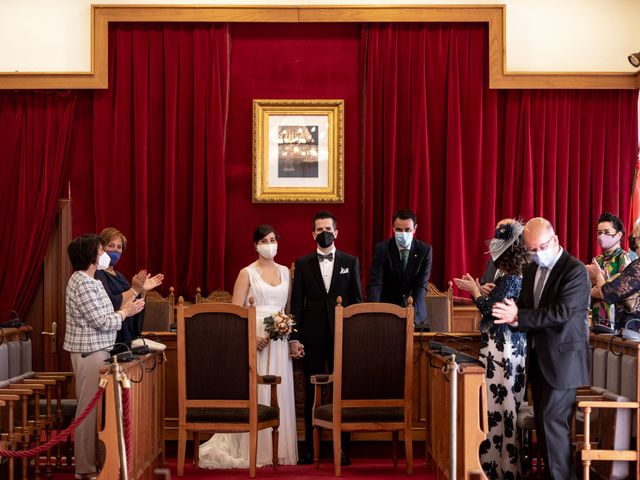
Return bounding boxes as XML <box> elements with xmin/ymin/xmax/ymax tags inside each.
<box><xmin>297</xmin><ymin>453</ymin><xmax>314</xmax><ymax>465</ymax></box>
<box><xmin>340</xmin><ymin>451</ymin><xmax>351</xmax><ymax>466</ymax></box>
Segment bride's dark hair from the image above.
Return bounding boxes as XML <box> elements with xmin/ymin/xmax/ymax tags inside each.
<box><xmin>253</xmin><ymin>224</ymin><xmax>280</xmax><ymax>243</ymax></box>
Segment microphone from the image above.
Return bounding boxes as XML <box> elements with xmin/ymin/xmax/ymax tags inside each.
<box><xmin>1</xmin><ymin>309</ymin><xmax>24</xmax><ymax>328</ymax></box>
<box><xmin>81</xmin><ymin>342</ymin><xmax>133</xmax><ymax>361</ymax></box>
<box><xmin>129</xmin><ymin>335</ymin><xmax>150</xmax><ymax>355</ymax></box>
<box><xmin>442</xmin><ymin>336</ymin><xmax>506</xmax><ymax>369</ymax></box>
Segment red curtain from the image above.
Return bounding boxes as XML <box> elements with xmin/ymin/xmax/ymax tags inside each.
<box><xmin>0</xmin><ymin>22</ymin><xmax>630</xmax><ymax>308</ymax></box>
<box><xmin>70</xmin><ymin>23</ymin><xmax>230</xmax><ymax>295</ymax></box>
<box><xmin>362</xmin><ymin>23</ymin><xmax>639</xmax><ymax>290</ymax></box>
<box><xmin>0</xmin><ymin>91</ymin><xmax>76</xmax><ymax>320</ymax></box>
<box><xmin>222</xmin><ymin>23</ymin><xmax>363</xmax><ymax>290</ymax></box>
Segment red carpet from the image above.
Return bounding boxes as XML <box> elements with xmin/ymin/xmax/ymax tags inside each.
<box><xmin>159</xmin><ymin>456</ymin><xmax>435</xmax><ymax>479</ymax></box>
<box><xmin>49</xmin><ymin>442</ymin><xmax>437</xmax><ymax>479</ymax></box>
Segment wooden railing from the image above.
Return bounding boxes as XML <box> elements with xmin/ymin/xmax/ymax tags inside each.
<box><xmin>97</xmin><ymin>352</ymin><xmax>165</xmax><ymax>479</ymax></box>
<box><xmin>427</xmin><ymin>348</ymin><xmax>487</xmax><ymax>480</ymax></box>
<box><xmin>584</xmin><ymin>333</ymin><xmax>640</xmax><ymax>479</ymax></box>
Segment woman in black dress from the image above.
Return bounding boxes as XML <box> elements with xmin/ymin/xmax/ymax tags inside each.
<box><xmin>94</xmin><ymin>227</ymin><xmax>163</xmax><ymax>347</ymax></box>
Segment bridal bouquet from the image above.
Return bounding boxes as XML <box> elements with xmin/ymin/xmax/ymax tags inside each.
<box><xmin>263</xmin><ymin>311</ymin><xmax>296</xmax><ymax>341</ymax></box>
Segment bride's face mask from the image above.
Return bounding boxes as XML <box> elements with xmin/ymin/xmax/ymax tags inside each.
<box><xmin>256</xmin><ymin>232</ymin><xmax>278</xmax><ymax>260</ymax></box>
<box><xmin>257</xmin><ymin>243</ymin><xmax>278</xmax><ymax>260</ymax></box>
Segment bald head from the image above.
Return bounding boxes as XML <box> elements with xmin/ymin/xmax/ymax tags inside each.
<box><xmin>523</xmin><ymin>217</ymin><xmax>559</xmax><ymax>254</ymax></box>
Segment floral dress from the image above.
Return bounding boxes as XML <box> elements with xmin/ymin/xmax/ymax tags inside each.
<box><xmin>601</xmin><ymin>258</ymin><xmax>640</xmax><ymax>330</ymax></box>
<box><xmin>474</xmin><ymin>273</ymin><xmax>527</xmax><ymax>480</ymax></box>
<box><xmin>592</xmin><ymin>247</ymin><xmax>631</xmax><ymax>331</ymax></box>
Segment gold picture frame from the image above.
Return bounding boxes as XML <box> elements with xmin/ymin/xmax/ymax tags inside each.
<box><xmin>253</xmin><ymin>99</ymin><xmax>344</xmax><ymax>203</ymax></box>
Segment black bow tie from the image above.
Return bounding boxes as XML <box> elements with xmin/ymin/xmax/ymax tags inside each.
<box><xmin>317</xmin><ymin>252</ymin><xmax>334</xmax><ymax>262</ymax></box>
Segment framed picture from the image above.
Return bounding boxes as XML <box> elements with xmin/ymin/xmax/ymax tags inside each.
<box><xmin>253</xmin><ymin>99</ymin><xmax>344</xmax><ymax>203</ymax></box>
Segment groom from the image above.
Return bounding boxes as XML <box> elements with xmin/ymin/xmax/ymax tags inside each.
<box><xmin>290</xmin><ymin>211</ymin><xmax>363</xmax><ymax>466</ymax></box>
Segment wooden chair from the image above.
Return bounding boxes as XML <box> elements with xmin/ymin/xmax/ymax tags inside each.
<box><xmin>578</xmin><ymin>393</ymin><xmax>637</xmax><ymax>480</ymax></box>
<box><xmin>425</xmin><ymin>282</ymin><xmax>452</xmax><ymax>332</ymax></box>
<box><xmin>176</xmin><ymin>298</ymin><xmax>280</xmax><ymax>477</ymax></box>
<box><xmin>311</xmin><ymin>297</ymin><xmax>414</xmax><ymax>476</ymax></box>
<box><xmin>143</xmin><ymin>287</ymin><xmax>175</xmax><ymax>332</ymax></box>
<box><xmin>194</xmin><ymin>287</ymin><xmax>232</xmax><ymax>304</ymax></box>
<box><xmin>576</xmin><ymin>335</ymin><xmax>640</xmax><ymax>480</ymax></box>
<box><xmin>0</xmin><ymin>392</ymin><xmax>20</xmax><ymax>479</ymax></box>
<box><xmin>0</xmin><ymin>326</ymin><xmax>77</xmax><ymax>479</ymax></box>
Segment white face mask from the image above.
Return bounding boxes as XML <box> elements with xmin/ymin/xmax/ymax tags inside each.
<box><xmin>97</xmin><ymin>251</ymin><xmax>111</xmax><ymax>270</ymax></box>
<box><xmin>531</xmin><ymin>247</ymin><xmax>556</xmax><ymax>269</ymax></box>
<box><xmin>395</xmin><ymin>232</ymin><xmax>413</xmax><ymax>249</ymax></box>
<box><xmin>257</xmin><ymin>243</ymin><xmax>277</xmax><ymax>260</ymax></box>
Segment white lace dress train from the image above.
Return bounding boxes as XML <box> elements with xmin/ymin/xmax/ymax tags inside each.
<box><xmin>198</xmin><ymin>263</ymin><xmax>298</xmax><ymax>468</ymax></box>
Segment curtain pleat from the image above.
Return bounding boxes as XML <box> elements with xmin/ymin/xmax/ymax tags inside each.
<box><xmin>71</xmin><ymin>23</ymin><xmax>230</xmax><ymax>295</ymax></box>
<box><xmin>0</xmin><ymin>91</ymin><xmax>77</xmax><ymax>320</ymax></box>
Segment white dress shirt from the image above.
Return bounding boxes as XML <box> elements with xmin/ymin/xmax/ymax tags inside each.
<box><xmin>317</xmin><ymin>246</ymin><xmax>336</xmax><ymax>293</ymax></box>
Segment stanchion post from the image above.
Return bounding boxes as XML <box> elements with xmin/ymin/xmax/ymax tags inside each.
<box><xmin>111</xmin><ymin>357</ymin><xmax>129</xmax><ymax>480</ymax></box>
<box><xmin>446</xmin><ymin>354</ymin><xmax>458</xmax><ymax>480</ymax></box>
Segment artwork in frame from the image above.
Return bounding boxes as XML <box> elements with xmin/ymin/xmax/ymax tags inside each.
<box><xmin>253</xmin><ymin>99</ymin><xmax>344</xmax><ymax>203</ymax></box>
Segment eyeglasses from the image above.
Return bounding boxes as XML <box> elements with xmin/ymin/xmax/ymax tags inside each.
<box><xmin>526</xmin><ymin>235</ymin><xmax>555</xmax><ymax>254</ymax></box>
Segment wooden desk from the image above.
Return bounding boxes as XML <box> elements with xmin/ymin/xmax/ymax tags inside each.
<box><xmin>427</xmin><ymin>349</ymin><xmax>487</xmax><ymax>480</ymax></box>
<box><xmin>149</xmin><ymin>332</ymin><xmax>178</xmax><ymax>441</ymax></box>
<box><xmin>97</xmin><ymin>352</ymin><xmax>165</xmax><ymax>480</ymax></box>
<box><xmin>153</xmin><ymin>330</ymin><xmax>481</xmax><ymax>444</ymax></box>
<box><xmin>452</xmin><ymin>304</ymin><xmax>481</xmax><ymax>332</ymax></box>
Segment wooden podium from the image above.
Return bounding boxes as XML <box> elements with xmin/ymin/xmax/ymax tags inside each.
<box><xmin>97</xmin><ymin>352</ymin><xmax>165</xmax><ymax>479</ymax></box>
<box><xmin>427</xmin><ymin>346</ymin><xmax>488</xmax><ymax>480</ymax></box>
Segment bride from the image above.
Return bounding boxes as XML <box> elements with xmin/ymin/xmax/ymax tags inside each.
<box><xmin>199</xmin><ymin>225</ymin><xmax>299</xmax><ymax>468</ymax></box>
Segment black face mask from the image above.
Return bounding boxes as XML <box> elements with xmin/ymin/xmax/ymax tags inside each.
<box><xmin>316</xmin><ymin>231</ymin><xmax>335</xmax><ymax>248</ymax></box>
<box><xmin>629</xmin><ymin>235</ymin><xmax>637</xmax><ymax>252</ymax></box>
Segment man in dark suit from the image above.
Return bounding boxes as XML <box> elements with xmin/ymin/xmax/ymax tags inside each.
<box><xmin>289</xmin><ymin>211</ymin><xmax>363</xmax><ymax>466</ymax></box>
<box><xmin>367</xmin><ymin>209</ymin><xmax>432</xmax><ymax>326</ymax></box>
<box><xmin>493</xmin><ymin>217</ymin><xmax>590</xmax><ymax>480</ymax></box>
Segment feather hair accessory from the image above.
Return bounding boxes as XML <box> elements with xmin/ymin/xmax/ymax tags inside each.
<box><xmin>487</xmin><ymin>220</ymin><xmax>525</xmax><ymax>261</ymax></box>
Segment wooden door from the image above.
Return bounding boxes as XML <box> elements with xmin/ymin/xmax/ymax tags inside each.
<box><xmin>42</xmin><ymin>199</ymin><xmax>72</xmax><ymax>372</ymax></box>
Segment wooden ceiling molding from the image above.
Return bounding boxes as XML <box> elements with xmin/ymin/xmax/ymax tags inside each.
<box><xmin>0</xmin><ymin>4</ymin><xmax>637</xmax><ymax>90</ymax></box>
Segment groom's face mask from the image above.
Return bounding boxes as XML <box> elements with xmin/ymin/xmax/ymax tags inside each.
<box><xmin>316</xmin><ymin>231</ymin><xmax>335</xmax><ymax>248</ymax></box>
<box><xmin>313</xmin><ymin>218</ymin><xmax>337</xmax><ymax>248</ymax></box>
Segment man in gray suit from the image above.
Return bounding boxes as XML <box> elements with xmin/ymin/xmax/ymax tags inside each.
<box><xmin>493</xmin><ymin>217</ymin><xmax>590</xmax><ymax>480</ymax></box>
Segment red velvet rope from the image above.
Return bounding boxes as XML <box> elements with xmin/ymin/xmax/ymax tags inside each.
<box><xmin>121</xmin><ymin>386</ymin><xmax>132</xmax><ymax>468</ymax></box>
<box><xmin>0</xmin><ymin>385</ymin><xmax>106</xmax><ymax>459</ymax></box>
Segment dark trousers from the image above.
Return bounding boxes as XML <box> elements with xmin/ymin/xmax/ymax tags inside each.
<box><xmin>529</xmin><ymin>349</ymin><xmax>577</xmax><ymax>480</ymax></box>
<box><xmin>303</xmin><ymin>341</ymin><xmax>350</xmax><ymax>455</ymax></box>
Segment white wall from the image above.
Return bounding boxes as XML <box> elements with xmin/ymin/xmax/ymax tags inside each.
<box><xmin>0</xmin><ymin>0</ymin><xmax>639</xmax><ymax>73</ymax></box>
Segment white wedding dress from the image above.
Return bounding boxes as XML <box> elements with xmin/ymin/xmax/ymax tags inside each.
<box><xmin>198</xmin><ymin>262</ymin><xmax>298</xmax><ymax>468</ymax></box>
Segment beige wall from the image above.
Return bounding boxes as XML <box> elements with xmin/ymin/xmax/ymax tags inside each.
<box><xmin>0</xmin><ymin>0</ymin><xmax>639</xmax><ymax>73</ymax></box>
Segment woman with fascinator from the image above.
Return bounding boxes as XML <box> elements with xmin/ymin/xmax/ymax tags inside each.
<box><xmin>454</xmin><ymin>220</ymin><xmax>528</xmax><ymax>480</ymax></box>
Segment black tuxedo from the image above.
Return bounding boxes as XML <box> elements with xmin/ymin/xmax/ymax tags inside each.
<box><xmin>366</xmin><ymin>238</ymin><xmax>432</xmax><ymax>324</ymax></box>
<box><xmin>290</xmin><ymin>250</ymin><xmax>363</xmax><ymax>345</ymax></box>
<box><xmin>290</xmin><ymin>249</ymin><xmax>363</xmax><ymax>453</ymax></box>
<box><xmin>517</xmin><ymin>250</ymin><xmax>590</xmax><ymax>480</ymax></box>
